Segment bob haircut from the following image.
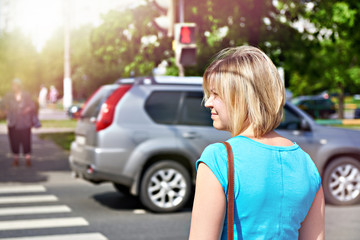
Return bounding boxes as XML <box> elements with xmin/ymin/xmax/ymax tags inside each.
<box><xmin>203</xmin><ymin>46</ymin><xmax>285</xmax><ymax>138</ymax></box>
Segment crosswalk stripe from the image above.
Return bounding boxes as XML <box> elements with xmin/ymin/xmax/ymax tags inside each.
<box><xmin>0</xmin><ymin>233</ymin><xmax>108</xmax><ymax>240</ymax></box>
<box><xmin>0</xmin><ymin>195</ymin><xmax>58</xmax><ymax>204</ymax></box>
<box><xmin>0</xmin><ymin>217</ymin><xmax>88</xmax><ymax>230</ymax></box>
<box><xmin>0</xmin><ymin>205</ymin><xmax>71</xmax><ymax>216</ymax></box>
<box><xmin>0</xmin><ymin>185</ymin><xmax>46</xmax><ymax>194</ymax></box>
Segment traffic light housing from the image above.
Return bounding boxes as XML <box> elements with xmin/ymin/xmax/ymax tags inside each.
<box><xmin>175</xmin><ymin>23</ymin><xmax>197</xmax><ymax>66</ymax></box>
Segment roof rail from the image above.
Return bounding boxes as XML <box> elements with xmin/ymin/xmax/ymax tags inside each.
<box><xmin>115</xmin><ymin>76</ymin><xmax>203</xmax><ymax>85</ymax></box>
<box><xmin>114</xmin><ymin>78</ymin><xmax>136</xmax><ymax>84</ymax></box>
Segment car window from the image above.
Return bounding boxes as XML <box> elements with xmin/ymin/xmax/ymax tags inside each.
<box><xmin>277</xmin><ymin>105</ymin><xmax>301</xmax><ymax>130</ymax></box>
<box><xmin>179</xmin><ymin>91</ymin><xmax>212</xmax><ymax>126</ymax></box>
<box><xmin>81</xmin><ymin>86</ymin><xmax>118</xmax><ymax>118</ymax></box>
<box><xmin>145</xmin><ymin>91</ymin><xmax>182</xmax><ymax>124</ymax></box>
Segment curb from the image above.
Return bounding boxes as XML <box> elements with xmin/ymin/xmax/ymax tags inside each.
<box><xmin>315</xmin><ymin>119</ymin><xmax>360</xmax><ymax>125</ymax></box>
<box><xmin>32</xmin><ymin>128</ymin><xmax>75</xmax><ymax>134</ymax></box>
<box><xmin>0</xmin><ymin>124</ymin><xmax>74</xmax><ymax>135</ymax></box>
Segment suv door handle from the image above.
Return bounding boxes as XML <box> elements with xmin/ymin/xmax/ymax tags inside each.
<box><xmin>182</xmin><ymin>132</ymin><xmax>199</xmax><ymax>139</ymax></box>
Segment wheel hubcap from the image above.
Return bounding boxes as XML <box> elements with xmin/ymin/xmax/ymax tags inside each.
<box><xmin>148</xmin><ymin>168</ymin><xmax>187</xmax><ymax>209</ymax></box>
<box><xmin>329</xmin><ymin>164</ymin><xmax>360</xmax><ymax>202</ymax></box>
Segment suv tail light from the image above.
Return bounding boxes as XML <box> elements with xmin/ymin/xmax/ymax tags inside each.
<box><xmin>96</xmin><ymin>85</ymin><xmax>132</xmax><ymax>131</ymax></box>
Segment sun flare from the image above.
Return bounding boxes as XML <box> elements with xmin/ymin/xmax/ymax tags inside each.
<box><xmin>12</xmin><ymin>0</ymin><xmax>63</xmax><ymax>51</ymax></box>
<box><xmin>8</xmin><ymin>0</ymin><xmax>137</xmax><ymax>51</ymax></box>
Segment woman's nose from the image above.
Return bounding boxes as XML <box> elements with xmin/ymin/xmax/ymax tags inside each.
<box><xmin>205</xmin><ymin>97</ymin><xmax>212</xmax><ymax>108</ymax></box>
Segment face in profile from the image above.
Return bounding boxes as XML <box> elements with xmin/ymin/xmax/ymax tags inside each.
<box><xmin>204</xmin><ymin>86</ymin><xmax>230</xmax><ymax>131</ymax></box>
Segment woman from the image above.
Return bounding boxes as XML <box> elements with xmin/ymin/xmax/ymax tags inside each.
<box><xmin>3</xmin><ymin>78</ymin><xmax>36</xmax><ymax>167</ymax></box>
<box><xmin>189</xmin><ymin>46</ymin><xmax>324</xmax><ymax>239</ymax></box>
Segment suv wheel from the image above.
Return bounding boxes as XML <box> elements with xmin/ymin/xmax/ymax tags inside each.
<box><xmin>140</xmin><ymin>161</ymin><xmax>191</xmax><ymax>213</ymax></box>
<box><xmin>323</xmin><ymin>157</ymin><xmax>360</xmax><ymax>205</ymax></box>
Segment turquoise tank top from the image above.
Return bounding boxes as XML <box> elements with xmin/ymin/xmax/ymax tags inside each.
<box><xmin>196</xmin><ymin>136</ymin><xmax>321</xmax><ymax>240</ymax></box>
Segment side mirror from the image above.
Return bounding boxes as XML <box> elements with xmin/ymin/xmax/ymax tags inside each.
<box><xmin>300</xmin><ymin>119</ymin><xmax>311</xmax><ymax>131</ymax></box>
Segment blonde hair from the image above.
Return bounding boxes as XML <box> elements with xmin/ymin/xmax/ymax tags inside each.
<box><xmin>203</xmin><ymin>46</ymin><xmax>285</xmax><ymax>138</ymax></box>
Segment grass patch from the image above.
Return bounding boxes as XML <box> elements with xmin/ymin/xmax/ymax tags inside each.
<box><xmin>0</xmin><ymin>119</ymin><xmax>77</xmax><ymax>128</ymax></box>
<box><xmin>331</xmin><ymin>96</ymin><xmax>360</xmax><ymax>109</ymax></box>
<box><xmin>40</xmin><ymin>119</ymin><xmax>77</xmax><ymax>128</ymax></box>
<box><xmin>38</xmin><ymin>132</ymin><xmax>75</xmax><ymax>151</ymax></box>
<box><xmin>328</xmin><ymin>124</ymin><xmax>360</xmax><ymax>129</ymax></box>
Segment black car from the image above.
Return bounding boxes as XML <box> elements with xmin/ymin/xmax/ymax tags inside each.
<box><xmin>292</xmin><ymin>95</ymin><xmax>336</xmax><ymax>119</ymax></box>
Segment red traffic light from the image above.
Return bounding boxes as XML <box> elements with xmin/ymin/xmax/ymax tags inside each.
<box><xmin>175</xmin><ymin>23</ymin><xmax>197</xmax><ymax>66</ymax></box>
<box><xmin>180</xmin><ymin>26</ymin><xmax>195</xmax><ymax>44</ymax></box>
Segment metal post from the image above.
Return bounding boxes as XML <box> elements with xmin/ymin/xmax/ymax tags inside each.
<box><xmin>167</xmin><ymin>0</ymin><xmax>175</xmax><ymax>37</ymax></box>
<box><xmin>179</xmin><ymin>0</ymin><xmax>184</xmax><ymax>23</ymax></box>
<box><xmin>177</xmin><ymin>0</ymin><xmax>185</xmax><ymax>76</ymax></box>
<box><xmin>177</xmin><ymin>62</ymin><xmax>185</xmax><ymax>77</ymax></box>
<box><xmin>63</xmin><ymin>0</ymin><xmax>72</xmax><ymax>109</ymax></box>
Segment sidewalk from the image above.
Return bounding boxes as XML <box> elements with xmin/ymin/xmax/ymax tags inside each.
<box><xmin>0</xmin><ymin>107</ymin><xmax>73</xmax><ymax>183</ymax></box>
<box><xmin>0</xmin><ymin>133</ymin><xmax>71</xmax><ymax>183</ymax></box>
<box><xmin>38</xmin><ymin>107</ymin><xmax>69</xmax><ymax>121</ymax></box>
<box><xmin>0</xmin><ymin>124</ymin><xmax>75</xmax><ymax>134</ymax></box>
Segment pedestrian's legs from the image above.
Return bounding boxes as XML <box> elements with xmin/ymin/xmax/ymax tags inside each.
<box><xmin>25</xmin><ymin>154</ymin><xmax>31</xmax><ymax>167</ymax></box>
<box><xmin>7</xmin><ymin>126</ymin><xmax>20</xmax><ymax>166</ymax></box>
<box><xmin>20</xmin><ymin>128</ymin><xmax>32</xmax><ymax>167</ymax></box>
<box><xmin>13</xmin><ymin>154</ymin><xmax>19</xmax><ymax>166</ymax></box>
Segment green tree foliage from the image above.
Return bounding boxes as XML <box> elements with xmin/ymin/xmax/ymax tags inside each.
<box><xmin>291</xmin><ymin>0</ymin><xmax>360</xmax><ymax>118</ymax></box>
<box><xmin>38</xmin><ymin>28</ymin><xmax>64</xmax><ymax>96</ymax></box>
<box><xmin>90</xmin><ymin>6</ymin><xmax>173</xmax><ymax>78</ymax></box>
<box><xmin>90</xmin><ymin>0</ymin><xmax>313</xmax><ymax>81</ymax></box>
<box><xmin>0</xmin><ymin>30</ymin><xmax>40</xmax><ymax>97</ymax></box>
<box><xmin>39</xmin><ymin>24</ymin><xmax>125</xmax><ymax>100</ymax></box>
<box><xmin>71</xmin><ymin>24</ymin><xmax>123</xmax><ymax>100</ymax></box>
<box><xmin>1</xmin><ymin>0</ymin><xmax>359</xmax><ymax>119</ymax></box>
<box><xmin>176</xmin><ymin>0</ymin><xmax>310</xmax><ymax>77</ymax></box>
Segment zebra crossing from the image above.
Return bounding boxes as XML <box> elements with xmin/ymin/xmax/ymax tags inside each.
<box><xmin>0</xmin><ymin>184</ymin><xmax>108</xmax><ymax>240</ymax></box>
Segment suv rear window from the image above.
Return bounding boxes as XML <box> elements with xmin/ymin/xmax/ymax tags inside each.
<box><xmin>81</xmin><ymin>85</ymin><xmax>119</xmax><ymax>118</ymax></box>
<box><xmin>145</xmin><ymin>91</ymin><xmax>182</xmax><ymax>124</ymax></box>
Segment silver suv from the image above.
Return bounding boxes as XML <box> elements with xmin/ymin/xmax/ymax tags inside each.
<box><xmin>69</xmin><ymin>76</ymin><xmax>360</xmax><ymax>212</ymax></box>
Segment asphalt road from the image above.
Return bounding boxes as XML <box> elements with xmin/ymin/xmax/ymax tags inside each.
<box><xmin>0</xmin><ymin>174</ymin><xmax>191</xmax><ymax>240</ymax></box>
<box><xmin>0</xmin><ymin>134</ymin><xmax>359</xmax><ymax>240</ymax></box>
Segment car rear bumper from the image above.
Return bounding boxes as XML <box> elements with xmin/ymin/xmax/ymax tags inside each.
<box><xmin>69</xmin><ymin>141</ymin><xmax>133</xmax><ymax>186</ymax></box>
<box><xmin>69</xmin><ymin>156</ymin><xmax>103</xmax><ymax>183</ymax></box>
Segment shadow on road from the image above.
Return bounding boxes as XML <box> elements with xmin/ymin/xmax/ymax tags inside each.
<box><xmin>0</xmin><ymin>134</ymin><xmax>70</xmax><ymax>183</ymax></box>
<box><xmin>92</xmin><ymin>190</ymin><xmax>194</xmax><ymax>213</ymax></box>
<box><xmin>93</xmin><ymin>191</ymin><xmax>144</xmax><ymax>210</ymax></box>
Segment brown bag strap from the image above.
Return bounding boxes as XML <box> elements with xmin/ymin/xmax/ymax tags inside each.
<box><xmin>221</xmin><ymin>141</ymin><xmax>234</xmax><ymax>240</ymax></box>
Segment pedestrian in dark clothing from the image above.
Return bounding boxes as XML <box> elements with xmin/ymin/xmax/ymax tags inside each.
<box><xmin>2</xmin><ymin>78</ymin><xmax>36</xmax><ymax>167</ymax></box>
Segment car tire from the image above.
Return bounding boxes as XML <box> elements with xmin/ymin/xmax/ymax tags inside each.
<box><xmin>113</xmin><ymin>183</ymin><xmax>130</xmax><ymax>196</ymax></box>
<box><xmin>140</xmin><ymin>160</ymin><xmax>191</xmax><ymax>213</ymax></box>
<box><xmin>323</xmin><ymin>157</ymin><xmax>360</xmax><ymax>205</ymax></box>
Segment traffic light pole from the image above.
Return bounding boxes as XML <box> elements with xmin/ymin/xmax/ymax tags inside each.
<box><xmin>177</xmin><ymin>0</ymin><xmax>184</xmax><ymax>77</ymax></box>
<box><xmin>63</xmin><ymin>0</ymin><xmax>72</xmax><ymax>109</ymax></box>
<box><xmin>179</xmin><ymin>0</ymin><xmax>184</xmax><ymax>23</ymax></box>
<box><xmin>177</xmin><ymin>62</ymin><xmax>185</xmax><ymax>77</ymax></box>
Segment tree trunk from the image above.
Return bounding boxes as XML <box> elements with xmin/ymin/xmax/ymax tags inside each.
<box><xmin>240</xmin><ymin>0</ymin><xmax>268</xmax><ymax>47</ymax></box>
<box><xmin>338</xmin><ymin>83</ymin><xmax>345</xmax><ymax>119</ymax></box>
<box><xmin>248</xmin><ymin>0</ymin><xmax>266</xmax><ymax>46</ymax></box>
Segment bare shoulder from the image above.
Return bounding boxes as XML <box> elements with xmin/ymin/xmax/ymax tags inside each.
<box><xmin>274</xmin><ymin>136</ymin><xmax>294</xmax><ymax>147</ymax></box>
<box><xmin>258</xmin><ymin>131</ymin><xmax>294</xmax><ymax>147</ymax></box>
